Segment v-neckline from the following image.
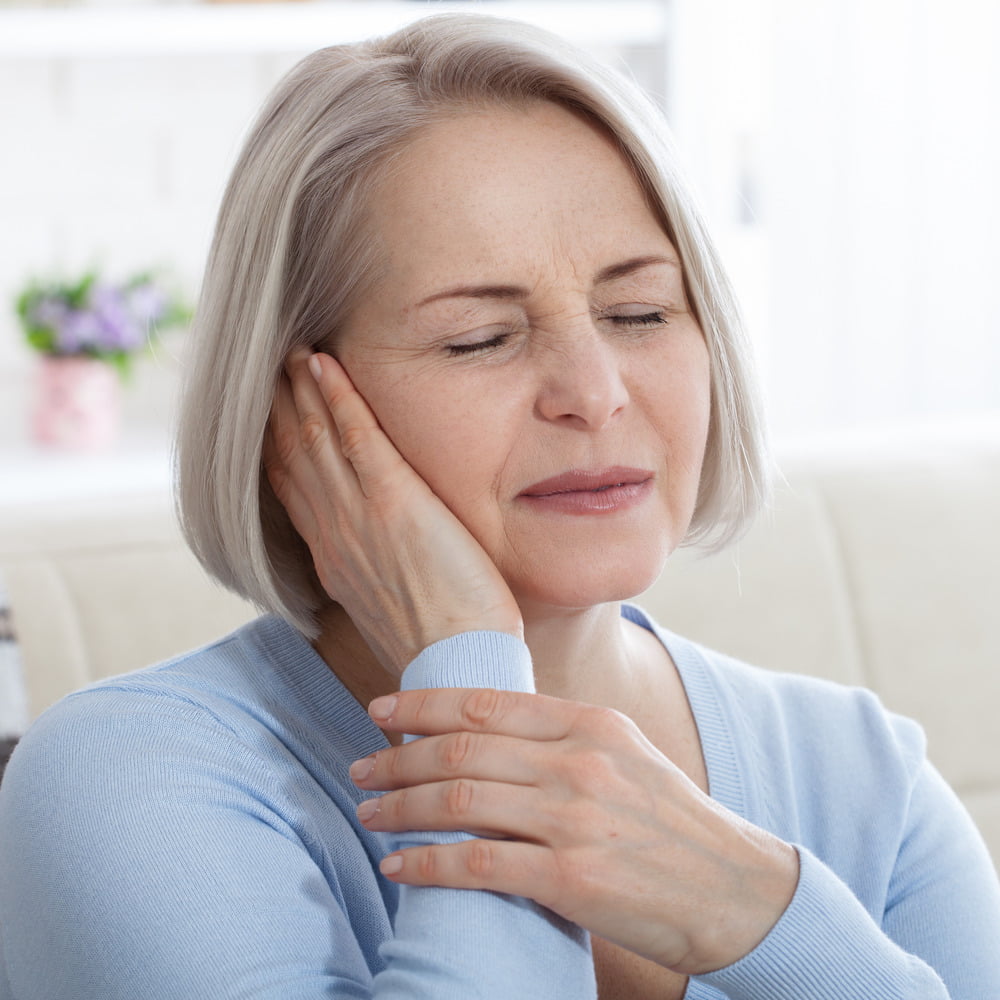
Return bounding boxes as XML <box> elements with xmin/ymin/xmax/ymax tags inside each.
<box><xmin>621</xmin><ymin>604</ymin><xmax>748</xmax><ymax>822</ymax></box>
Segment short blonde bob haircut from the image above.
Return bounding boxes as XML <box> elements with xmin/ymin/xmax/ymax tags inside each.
<box><xmin>177</xmin><ymin>13</ymin><xmax>768</xmax><ymax>637</ymax></box>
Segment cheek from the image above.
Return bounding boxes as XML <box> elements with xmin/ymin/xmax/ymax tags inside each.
<box><xmin>345</xmin><ymin>362</ymin><xmax>509</xmax><ymax>513</ymax></box>
<box><xmin>643</xmin><ymin>339</ymin><xmax>711</xmax><ymax>447</ymax></box>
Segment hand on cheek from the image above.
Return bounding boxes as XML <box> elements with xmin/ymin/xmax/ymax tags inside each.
<box><xmin>263</xmin><ymin>350</ymin><xmax>523</xmax><ymax>674</ymax></box>
<box><xmin>351</xmin><ymin>687</ymin><xmax>800</xmax><ymax>977</ymax></box>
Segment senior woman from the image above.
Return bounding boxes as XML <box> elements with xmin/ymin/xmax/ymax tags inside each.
<box><xmin>1</xmin><ymin>14</ymin><xmax>998</xmax><ymax>1000</ymax></box>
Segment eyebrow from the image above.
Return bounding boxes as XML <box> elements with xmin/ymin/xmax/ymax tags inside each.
<box><xmin>414</xmin><ymin>254</ymin><xmax>679</xmax><ymax>309</ymax></box>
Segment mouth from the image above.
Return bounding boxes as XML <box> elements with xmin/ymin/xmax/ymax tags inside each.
<box><xmin>518</xmin><ymin>467</ymin><xmax>655</xmax><ymax>515</ymax></box>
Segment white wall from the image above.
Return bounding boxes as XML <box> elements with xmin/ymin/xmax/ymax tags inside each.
<box><xmin>0</xmin><ymin>46</ymin><xmax>300</xmax><ymax>366</ymax></box>
<box><xmin>671</xmin><ymin>0</ymin><xmax>1000</xmax><ymax>439</ymax></box>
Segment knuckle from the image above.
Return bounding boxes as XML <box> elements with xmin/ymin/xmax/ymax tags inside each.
<box><xmin>299</xmin><ymin>413</ymin><xmax>329</xmax><ymax>456</ymax></box>
<box><xmin>263</xmin><ymin>456</ymin><xmax>291</xmax><ymax>502</ymax></box>
<box><xmin>461</xmin><ymin>688</ymin><xmax>507</xmax><ymax>730</ymax></box>
<box><xmin>466</xmin><ymin>839</ymin><xmax>496</xmax><ymax>880</ymax></box>
<box><xmin>408</xmin><ymin>690</ymin><xmax>435</xmax><ymax>730</ymax></box>
<box><xmin>576</xmin><ymin>746</ymin><xmax>614</xmax><ymax>777</ymax></box>
<box><xmin>385</xmin><ymin>787</ymin><xmax>408</xmax><ymax>823</ymax></box>
<box><xmin>270</xmin><ymin>423</ymin><xmax>300</xmax><ymax>469</ymax></box>
<box><xmin>551</xmin><ymin>849</ymin><xmax>594</xmax><ymax>908</ymax></box>
<box><xmin>441</xmin><ymin>731</ymin><xmax>474</xmax><ymax>773</ymax></box>
<box><xmin>381</xmin><ymin>748</ymin><xmax>403</xmax><ymax>784</ymax></box>
<box><xmin>583</xmin><ymin>704</ymin><xmax>632</xmax><ymax>739</ymax></box>
<box><xmin>416</xmin><ymin>846</ymin><xmax>440</xmax><ymax>883</ymax></box>
<box><xmin>444</xmin><ymin>779</ymin><xmax>475</xmax><ymax>819</ymax></box>
<box><xmin>554</xmin><ymin>745</ymin><xmax>617</xmax><ymax>795</ymax></box>
<box><xmin>527</xmin><ymin>850</ymin><xmax>563</xmax><ymax>912</ymax></box>
<box><xmin>338</xmin><ymin>424</ymin><xmax>369</xmax><ymax>467</ymax></box>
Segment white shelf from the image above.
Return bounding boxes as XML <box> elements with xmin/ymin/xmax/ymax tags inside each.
<box><xmin>0</xmin><ymin>1</ymin><xmax>667</xmax><ymax>56</ymax></box>
<box><xmin>0</xmin><ymin>437</ymin><xmax>173</xmax><ymax>507</ymax></box>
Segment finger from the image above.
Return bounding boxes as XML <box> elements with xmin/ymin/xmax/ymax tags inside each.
<box><xmin>357</xmin><ymin>778</ymin><xmax>551</xmax><ymax>842</ymax></box>
<box><xmin>378</xmin><ymin>839</ymin><xmax>563</xmax><ymax>915</ymax></box>
<box><xmin>307</xmin><ymin>352</ymin><xmax>419</xmax><ymax>502</ymax></box>
<box><xmin>264</xmin><ymin>374</ymin><xmax>340</xmax><ymax>545</ymax></box>
<box><xmin>350</xmin><ymin>731</ymin><xmax>541</xmax><ymax>791</ymax></box>
<box><xmin>368</xmin><ymin>688</ymin><xmax>591</xmax><ymax>743</ymax></box>
<box><xmin>282</xmin><ymin>351</ymin><xmax>358</xmax><ymax>489</ymax></box>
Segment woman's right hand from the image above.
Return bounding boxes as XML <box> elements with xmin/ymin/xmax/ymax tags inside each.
<box><xmin>264</xmin><ymin>350</ymin><xmax>523</xmax><ymax>676</ymax></box>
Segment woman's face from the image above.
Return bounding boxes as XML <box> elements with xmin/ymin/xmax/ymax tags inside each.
<box><xmin>337</xmin><ymin>102</ymin><xmax>711</xmax><ymax>613</ymax></box>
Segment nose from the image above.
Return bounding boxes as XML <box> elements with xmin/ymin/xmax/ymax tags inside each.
<box><xmin>534</xmin><ymin>326</ymin><xmax>630</xmax><ymax>430</ymax></box>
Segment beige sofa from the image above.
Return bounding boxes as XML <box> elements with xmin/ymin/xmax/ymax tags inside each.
<box><xmin>1</xmin><ymin>426</ymin><xmax>998</xmax><ymax>866</ymax></box>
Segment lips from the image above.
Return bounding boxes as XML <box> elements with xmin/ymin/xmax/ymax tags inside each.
<box><xmin>521</xmin><ymin>467</ymin><xmax>653</xmax><ymax>497</ymax></box>
<box><xmin>518</xmin><ymin>467</ymin><xmax>654</xmax><ymax>515</ymax></box>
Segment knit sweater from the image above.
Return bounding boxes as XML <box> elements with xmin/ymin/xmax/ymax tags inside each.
<box><xmin>0</xmin><ymin>606</ymin><xmax>997</xmax><ymax>999</ymax></box>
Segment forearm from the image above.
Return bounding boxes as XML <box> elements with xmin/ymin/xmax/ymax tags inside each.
<box><xmin>694</xmin><ymin>847</ymin><xmax>952</xmax><ymax>1000</ymax></box>
<box><xmin>371</xmin><ymin>631</ymin><xmax>596</xmax><ymax>999</ymax></box>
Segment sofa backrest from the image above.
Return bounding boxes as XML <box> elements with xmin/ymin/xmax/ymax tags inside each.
<box><xmin>0</xmin><ymin>494</ymin><xmax>256</xmax><ymax>720</ymax></box>
<box><xmin>644</xmin><ymin>428</ymin><xmax>1000</xmax><ymax>864</ymax></box>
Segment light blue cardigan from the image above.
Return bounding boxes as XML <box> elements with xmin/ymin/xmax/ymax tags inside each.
<box><xmin>1</xmin><ymin>606</ymin><xmax>997</xmax><ymax>998</ymax></box>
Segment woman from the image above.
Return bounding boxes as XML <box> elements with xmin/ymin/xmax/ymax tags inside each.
<box><xmin>1</xmin><ymin>14</ymin><xmax>997</xmax><ymax>1000</ymax></box>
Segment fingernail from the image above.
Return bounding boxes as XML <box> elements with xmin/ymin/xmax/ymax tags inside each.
<box><xmin>308</xmin><ymin>354</ymin><xmax>322</xmax><ymax>380</ymax></box>
<box><xmin>368</xmin><ymin>695</ymin><xmax>398</xmax><ymax>721</ymax></box>
<box><xmin>380</xmin><ymin>854</ymin><xmax>404</xmax><ymax>875</ymax></box>
<box><xmin>349</xmin><ymin>755</ymin><xmax>375</xmax><ymax>782</ymax></box>
<box><xmin>356</xmin><ymin>798</ymin><xmax>380</xmax><ymax>822</ymax></box>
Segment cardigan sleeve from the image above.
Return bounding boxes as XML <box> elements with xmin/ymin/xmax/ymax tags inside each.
<box><xmin>0</xmin><ymin>630</ymin><xmax>595</xmax><ymax>1000</ymax></box>
<box><xmin>0</xmin><ymin>689</ymin><xmax>385</xmax><ymax>1000</ymax></box>
<box><xmin>373</xmin><ymin>630</ymin><xmax>596</xmax><ymax>999</ymax></box>
<box><xmin>693</xmin><ymin>758</ymin><xmax>1000</xmax><ymax>999</ymax></box>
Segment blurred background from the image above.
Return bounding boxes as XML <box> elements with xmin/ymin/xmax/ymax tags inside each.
<box><xmin>1</xmin><ymin>0</ymin><xmax>998</xmax><ymax>507</ymax></box>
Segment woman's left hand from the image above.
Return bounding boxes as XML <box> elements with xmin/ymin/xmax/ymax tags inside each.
<box><xmin>351</xmin><ymin>687</ymin><xmax>799</xmax><ymax>976</ymax></box>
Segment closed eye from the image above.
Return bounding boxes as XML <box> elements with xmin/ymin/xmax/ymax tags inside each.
<box><xmin>446</xmin><ymin>333</ymin><xmax>512</xmax><ymax>357</ymax></box>
<box><xmin>609</xmin><ymin>311</ymin><xmax>669</xmax><ymax>328</ymax></box>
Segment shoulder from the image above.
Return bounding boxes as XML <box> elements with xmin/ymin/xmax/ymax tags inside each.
<box><xmin>2</xmin><ymin>619</ymin><xmax>279</xmax><ymax>806</ymax></box>
<box><xmin>15</xmin><ymin>614</ymin><xmax>345</xmax><ymax>749</ymax></box>
<box><xmin>11</xmin><ymin>617</ymin><xmax>283</xmax><ymax>759</ymax></box>
<box><xmin>676</xmin><ymin>628</ymin><xmax>926</xmax><ymax>799</ymax></box>
<box><xmin>627</xmin><ymin>605</ymin><xmax>927</xmax><ymax>843</ymax></box>
<box><xmin>693</xmin><ymin>637</ymin><xmax>924</xmax><ymax>767</ymax></box>
<box><xmin>0</xmin><ymin>621</ymin><xmax>394</xmax><ymax>999</ymax></box>
<box><xmin>627</xmin><ymin>604</ymin><xmax>925</xmax><ymax>774</ymax></box>
<box><xmin>1</xmin><ymin>615</ymin><xmax>364</xmax><ymax>830</ymax></box>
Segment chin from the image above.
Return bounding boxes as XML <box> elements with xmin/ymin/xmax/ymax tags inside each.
<box><xmin>507</xmin><ymin>546</ymin><xmax>670</xmax><ymax>613</ymax></box>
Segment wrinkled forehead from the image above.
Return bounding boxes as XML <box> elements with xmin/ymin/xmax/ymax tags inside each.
<box><xmin>320</xmin><ymin>98</ymin><xmax>680</xmax><ymax>351</ymax></box>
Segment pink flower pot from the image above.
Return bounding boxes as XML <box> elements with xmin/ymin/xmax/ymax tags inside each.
<box><xmin>32</xmin><ymin>356</ymin><xmax>121</xmax><ymax>451</ymax></box>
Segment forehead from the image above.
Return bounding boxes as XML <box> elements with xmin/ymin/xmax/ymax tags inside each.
<box><xmin>364</xmin><ymin>103</ymin><xmax>670</xmax><ymax>292</ymax></box>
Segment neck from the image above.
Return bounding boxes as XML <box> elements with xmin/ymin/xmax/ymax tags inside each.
<box><xmin>313</xmin><ymin>600</ymin><xmax>652</xmax><ymax>717</ymax></box>
<box><xmin>519</xmin><ymin>600</ymin><xmax>627</xmax><ymax>698</ymax></box>
<box><xmin>312</xmin><ymin>604</ymin><xmax>398</xmax><ymax>710</ymax></box>
<box><xmin>520</xmin><ymin>601</ymin><xmax>662</xmax><ymax>719</ymax></box>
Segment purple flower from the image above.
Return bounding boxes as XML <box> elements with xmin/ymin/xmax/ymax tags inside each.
<box><xmin>91</xmin><ymin>284</ymin><xmax>145</xmax><ymax>352</ymax></box>
<box><xmin>58</xmin><ymin>309</ymin><xmax>104</xmax><ymax>354</ymax></box>
<box><xmin>19</xmin><ymin>270</ymin><xmax>186</xmax><ymax>371</ymax></box>
<box><xmin>127</xmin><ymin>282</ymin><xmax>167</xmax><ymax>325</ymax></box>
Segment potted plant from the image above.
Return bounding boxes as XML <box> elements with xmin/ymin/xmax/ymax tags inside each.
<box><xmin>15</xmin><ymin>271</ymin><xmax>188</xmax><ymax>450</ymax></box>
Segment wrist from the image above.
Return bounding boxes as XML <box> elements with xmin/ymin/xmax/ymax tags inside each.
<box><xmin>401</xmin><ymin>630</ymin><xmax>535</xmax><ymax>695</ymax></box>
<box><xmin>678</xmin><ymin>830</ymin><xmax>799</xmax><ymax>976</ymax></box>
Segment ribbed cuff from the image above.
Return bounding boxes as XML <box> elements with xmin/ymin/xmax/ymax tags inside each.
<box><xmin>694</xmin><ymin>847</ymin><xmax>946</xmax><ymax>999</ymax></box>
<box><xmin>401</xmin><ymin>631</ymin><xmax>534</xmax><ymax>695</ymax></box>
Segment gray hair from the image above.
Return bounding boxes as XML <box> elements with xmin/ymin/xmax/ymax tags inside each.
<box><xmin>176</xmin><ymin>13</ymin><xmax>768</xmax><ymax>637</ymax></box>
